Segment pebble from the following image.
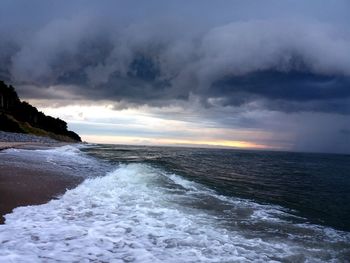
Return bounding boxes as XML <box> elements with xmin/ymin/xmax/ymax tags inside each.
<box><xmin>0</xmin><ymin>131</ymin><xmax>58</xmax><ymax>143</ymax></box>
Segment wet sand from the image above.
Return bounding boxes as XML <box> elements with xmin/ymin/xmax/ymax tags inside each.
<box><xmin>0</xmin><ymin>142</ymin><xmax>33</xmax><ymax>150</ymax></box>
<box><xmin>0</xmin><ymin>142</ymin><xmax>68</xmax><ymax>151</ymax></box>
<box><xmin>0</xmin><ymin>147</ymin><xmax>83</xmax><ymax>224</ymax></box>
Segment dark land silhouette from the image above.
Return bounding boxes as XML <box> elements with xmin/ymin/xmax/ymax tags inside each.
<box><xmin>0</xmin><ymin>80</ymin><xmax>81</xmax><ymax>142</ymax></box>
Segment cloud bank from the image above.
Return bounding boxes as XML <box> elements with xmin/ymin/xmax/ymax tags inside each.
<box><xmin>0</xmin><ymin>0</ymin><xmax>349</xmax><ymax>153</ymax></box>
<box><xmin>0</xmin><ymin>1</ymin><xmax>349</xmax><ymax>113</ymax></box>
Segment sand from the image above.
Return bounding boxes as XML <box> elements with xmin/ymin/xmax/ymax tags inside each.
<box><xmin>0</xmin><ymin>142</ymin><xmax>32</xmax><ymax>150</ymax></box>
<box><xmin>0</xmin><ymin>142</ymin><xmax>69</xmax><ymax>151</ymax></box>
<box><xmin>0</xmin><ymin>143</ymin><xmax>83</xmax><ymax>224</ymax></box>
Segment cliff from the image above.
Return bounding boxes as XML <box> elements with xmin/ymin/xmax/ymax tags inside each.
<box><xmin>0</xmin><ymin>81</ymin><xmax>81</xmax><ymax>142</ymax></box>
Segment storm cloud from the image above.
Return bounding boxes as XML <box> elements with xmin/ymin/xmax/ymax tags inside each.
<box><xmin>0</xmin><ymin>0</ymin><xmax>349</xmax><ymax>153</ymax></box>
<box><xmin>0</xmin><ymin>0</ymin><xmax>349</xmax><ymax>114</ymax></box>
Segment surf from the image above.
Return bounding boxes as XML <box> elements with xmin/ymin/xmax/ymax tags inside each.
<box><xmin>0</xmin><ymin>146</ymin><xmax>349</xmax><ymax>262</ymax></box>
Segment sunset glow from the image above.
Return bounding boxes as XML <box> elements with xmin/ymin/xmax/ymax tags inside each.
<box><xmin>81</xmin><ymin>134</ymin><xmax>273</xmax><ymax>149</ymax></box>
<box><xmin>35</xmin><ymin>104</ymin><xmax>285</xmax><ymax>150</ymax></box>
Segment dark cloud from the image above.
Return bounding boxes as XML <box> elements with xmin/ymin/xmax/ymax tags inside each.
<box><xmin>4</xmin><ymin>19</ymin><xmax>349</xmax><ymax>113</ymax></box>
<box><xmin>0</xmin><ymin>0</ymin><xmax>350</xmax><ymax>153</ymax></box>
<box><xmin>340</xmin><ymin>129</ymin><xmax>350</xmax><ymax>136</ymax></box>
<box><xmin>212</xmin><ymin>72</ymin><xmax>350</xmax><ymax>102</ymax></box>
<box><xmin>0</xmin><ymin>2</ymin><xmax>349</xmax><ymax>114</ymax></box>
<box><xmin>209</xmin><ymin>71</ymin><xmax>350</xmax><ymax>113</ymax></box>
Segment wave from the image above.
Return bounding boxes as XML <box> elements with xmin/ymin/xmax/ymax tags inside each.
<box><xmin>0</xmin><ymin>146</ymin><xmax>349</xmax><ymax>262</ymax></box>
<box><xmin>2</xmin><ymin>144</ymin><xmax>110</xmax><ymax>178</ymax></box>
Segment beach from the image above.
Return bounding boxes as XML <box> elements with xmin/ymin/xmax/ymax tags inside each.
<box><xmin>0</xmin><ymin>131</ymin><xmax>65</xmax><ymax>149</ymax></box>
<box><xmin>0</xmin><ymin>163</ymin><xmax>82</xmax><ymax>224</ymax></box>
<box><xmin>0</xmin><ymin>132</ymin><xmax>83</xmax><ymax>223</ymax></box>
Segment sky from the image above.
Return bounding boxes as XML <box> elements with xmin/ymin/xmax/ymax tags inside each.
<box><xmin>0</xmin><ymin>0</ymin><xmax>349</xmax><ymax>153</ymax></box>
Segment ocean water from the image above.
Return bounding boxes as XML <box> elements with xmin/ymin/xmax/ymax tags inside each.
<box><xmin>0</xmin><ymin>144</ymin><xmax>349</xmax><ymax>262</ymax></box>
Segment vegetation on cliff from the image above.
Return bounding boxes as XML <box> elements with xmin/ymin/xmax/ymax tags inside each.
<box><xmin>0</xmin><ymin>81</ymin><xmax>81</xmax><ymax>142</ymax></box>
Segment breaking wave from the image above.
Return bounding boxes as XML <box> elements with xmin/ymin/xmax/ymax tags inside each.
<box><xmin>0</xmin><ymin>146</ymin><xmax>349</xmax><ymax>262</ymax></box>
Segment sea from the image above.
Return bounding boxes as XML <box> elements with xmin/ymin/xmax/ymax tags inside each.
<box><xmin>0</xmin><ymin>144</ymin><xmax>349</xmax><ymax>262</ymax></box>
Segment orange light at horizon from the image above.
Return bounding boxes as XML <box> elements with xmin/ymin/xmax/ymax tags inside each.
<box><xmin>36</xmin><ymin>104</ymin><xmax>286</xmax><ymax>150</ymax></box>
<box><xmin>81</xmin><ymin>135</ymin><xmax>276</xmax><ymax>150</ymax></box>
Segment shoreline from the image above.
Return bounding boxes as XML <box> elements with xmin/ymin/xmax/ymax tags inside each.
<box><xmin>0</xmin><ymin>141</ymin><xmax>84</xmax><ymax>224</ymax></box>
<box><xmin>0</xmin><ymin>141</ymin><xmax>71</xmax><ymax>151</ymax></box>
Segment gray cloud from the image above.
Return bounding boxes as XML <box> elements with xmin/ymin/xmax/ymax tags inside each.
<box><xmin>1</xmin><ymin>0</ymin><xmax>350</xmax><ymax>153</ymax></box>
<box><xmin>0</xmin><ymin>13</ymin><xmax>350</xmax><ymax>112</ymax></box>
<box><xmin>0</xmin><ymin>1</ymin><xmax>349</xmax><ymax>114</ymax></box>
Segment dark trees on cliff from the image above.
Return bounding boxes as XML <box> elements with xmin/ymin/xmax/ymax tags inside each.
<box><xmin>0</xmin><ymin>81</ymin><xmax>81</xmax><ymax>142</ymax></box>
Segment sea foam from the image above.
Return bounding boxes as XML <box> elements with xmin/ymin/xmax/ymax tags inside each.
<box><xmin>0</xmin><ymin>147</ymin><xmax>349</xmax><ymax>262</ymax></box>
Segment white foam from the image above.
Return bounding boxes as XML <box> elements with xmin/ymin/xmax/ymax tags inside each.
<box><xmin>3</xmin><ymin>145</ymin><xmax>84</xmax><ymax>163</ymax></box>
<box><xmin>1</xmin><ymin>144</ymin><xmax>108</xmax><ymax>177</ymax></box>
<box><xmin>0</xmin><ymin>163</ymin><xmax>349</xmax><ymax>262</ymax></box>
